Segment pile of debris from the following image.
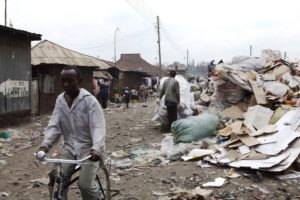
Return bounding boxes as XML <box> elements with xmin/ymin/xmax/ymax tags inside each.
<box><xmin>199</xmin><ymin>50</ymin><xmax>300</xmax><ymax>172</ymax></box>
<box><xmin>189</xmin><ymin>49</ymin><xmax>300</xmax><ymax>172</ymax></box>
<box><xmin>206</xmin><ymin>106</ymin><xmax>300</xmax><ymax>172</ymax></box>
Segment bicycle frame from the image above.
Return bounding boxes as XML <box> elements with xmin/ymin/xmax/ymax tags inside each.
<box><xmin>35</xmin><ymin>152</ymin><xmax>112</xmax><ymax>200</ymax></box>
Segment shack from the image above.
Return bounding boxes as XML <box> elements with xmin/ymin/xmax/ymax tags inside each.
<box><xmin>31</xmin><ymin>40</ymin><xmax>111</xmax><ymax>114</ymax></box>
<box><xmin>110</xmin><ymin>53</ymin><xmax>163</xmax><ymax>90</ymax></box>
<box><xmin>0</xmin><ymin>25</ymin><xmax>41</xmax><ymax>121</ymax></box>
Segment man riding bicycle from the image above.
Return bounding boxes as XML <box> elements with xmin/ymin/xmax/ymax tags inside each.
<box><xmin>38</xmin><ymin>66</ymin><xmax>106</xmax><ymax>200</ymax></box>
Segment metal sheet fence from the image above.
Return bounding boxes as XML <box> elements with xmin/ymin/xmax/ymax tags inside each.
<box><xmin>0</xmin><ymin>34</ymin><xmax>31</xmax><ymax>115</ymax></box>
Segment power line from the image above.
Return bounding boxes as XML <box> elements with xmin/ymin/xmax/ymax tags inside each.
<box><xmin>125</xmin><ymin>0</ymin><xmax>155</xmax><ymax>24</ymax></box>
<box><xmin>160</xmin><ymin>22</ymin><xmax>185</xmax><ymax>56</ymax></box>
<box><xmin>139</xmin><ymin>0</ymin><xmax>157</xmax><ymax>15</ymax></box>
<box><xmin>131</xmin><ymin>0</ymin><xmax>156</xmax><ymax>18</ymax></box>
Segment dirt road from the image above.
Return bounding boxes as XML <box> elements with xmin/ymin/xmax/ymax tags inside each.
<box><xmin>0</xmin><ymin>101</ymin><xmax>298</xmax><ymax>200</ymax></box>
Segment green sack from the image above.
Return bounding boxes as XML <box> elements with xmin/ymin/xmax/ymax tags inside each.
<box><xmin>172</xmin><ymin>114</ymin><xmax>219</xmax><ymax>144</ymax></box>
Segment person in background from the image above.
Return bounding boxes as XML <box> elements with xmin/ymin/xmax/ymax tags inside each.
<box><xmin>131</xmin><ymin>88</ymin><xmax>139</xmax><ymax>101</ymax></box>
<box><xmin>159</xmin><ymin>70</ymin><xmax>180</xmax><ymax>131</ymax></box>
<box><xmin>124</xmin><ymin>86</ymin><xmax>130</xmax><ymax>108</ymax></box>
<box><xmin>138</xmin><ymin>84</ymin><xmax>147</xmax><ymax>102</ymax></box>
<box><xmin>38</xmin><ymin>66</ymin><xmax>105</xmax><ymax>200</ymax></box>
<box><xmin>98</xmin><ymin>79</ymin><xmax>109</xmax><ymax>109</ymax></box>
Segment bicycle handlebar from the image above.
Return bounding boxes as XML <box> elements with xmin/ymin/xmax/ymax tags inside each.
<box><xmin>34</xmin><ymin>151</ymin><xmax>92</xmax><ymax>164</ymax></box>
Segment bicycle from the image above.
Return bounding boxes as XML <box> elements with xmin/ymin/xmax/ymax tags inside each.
<box><xmin>35</xmin><ymin>151</ymin><xmax>113</xmax><ymax>200</ymax></box>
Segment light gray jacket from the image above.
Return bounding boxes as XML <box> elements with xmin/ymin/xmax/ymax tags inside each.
<box><xmin>41</xmin><ymin>88</ymin><xmax>106</xmax><ymax>159</ymax></box>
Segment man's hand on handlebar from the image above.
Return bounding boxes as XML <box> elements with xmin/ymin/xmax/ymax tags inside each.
<box><xmin>35</xmin><ymin>147</ymin><xmax>49</xmax><ymax>161</ymax></box>
<box><xmin>90</xmin><ymin>149</ymin><xmax>101</xmax><ymax>162</ymax></box>
<box><xmin>39</xmin><ymin>146</ymin><xmax>49</xmax><ymax>153</ymax></box>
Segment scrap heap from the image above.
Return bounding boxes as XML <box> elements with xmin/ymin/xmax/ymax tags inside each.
<box><xmin>198</xmin><ymin>49</ymin><xmax>300</xmax><ymax>172</ymax></box>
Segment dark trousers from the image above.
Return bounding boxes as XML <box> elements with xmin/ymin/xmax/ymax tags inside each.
<box><xmin>125</xmin><ymin>98</ymin><xmax>129</xmax><ymax>108</ymax></box>
<box><xmin>100</xmin><ymin>95</ymin><xmax>108</xmax><ymax>109</ymax></box>
<box><xmin>165</xmin><ymin>101</ymin><xmax>177</xmax><ymax>131</ymax></box>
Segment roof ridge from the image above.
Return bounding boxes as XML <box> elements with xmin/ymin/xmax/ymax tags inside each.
<box><xmin>32</xmin><ymin>39</ymin><xmax>102</xmax><ymax>61</ymax></box>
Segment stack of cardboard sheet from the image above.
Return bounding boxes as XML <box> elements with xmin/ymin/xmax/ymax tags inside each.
<box><xmin>204</xmin><ymin>107</ymin><xmax>300</xmax><ymax>172</ymax></box>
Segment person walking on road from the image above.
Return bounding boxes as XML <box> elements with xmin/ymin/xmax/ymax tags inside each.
<box><xmin>98</xmin><ymin>79</ymin><xmax>109</xmax><ymax>109</ymax></box>
<box><xmin>124</xmin><ymin>86</ymin><xmax>130</xmax><ymax>108</ymax></box>
<box><xmin>159</xmin><ymin>70</ymin><xmax>180</xmax><ymax>131</ymax></box>
<box><xmin>38</xmin><ymin>66</ymin><xmax>106</xmax><ymax>200</ymax></box>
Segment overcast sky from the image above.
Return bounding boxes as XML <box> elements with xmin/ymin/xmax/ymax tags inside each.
<box><xmin>1</xmin><ymin>0</ymin><xmax>300</xmax><ymax>65</ymax></box>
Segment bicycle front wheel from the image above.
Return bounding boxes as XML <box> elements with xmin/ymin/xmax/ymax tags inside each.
<box><xmin>96</xmin><ymin>162</ymin><xmax>111</xmax><ymax>200</ymax></box>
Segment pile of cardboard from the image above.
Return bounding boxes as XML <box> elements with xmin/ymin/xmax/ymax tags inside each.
<box><xmin>197</xmin><ymin>50</ymin><xmax>300</xmax><ymax>172</ymax></box>
<box><xmin>204</xmin><ymin>106</ymin><xmax>300</xmax><ymax>172</ymax></box>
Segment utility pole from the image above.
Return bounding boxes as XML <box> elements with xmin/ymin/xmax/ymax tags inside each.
<box><xmin>114</xmin><ymin>27</ymin><xmax>120</xmax><ymax>91</ymax></box>
<box><xmin>5</xmin><ymin>0</ymin><xmax>7</xmax><ymax>26</ymax></box>
<box><xmin>186</xmin><ymin>49</ymin><xmax>189</xmax><ymax>77</ymax></box>
<box><xmin>250</xmin><ymin>45</ymin><xmax>253</xmax><ymax>56</ymax></box>
<box><xmin>157</xmin><ymin>16</ymin><xmax>162</xmax><ymax>79</ymax></box>
<box><xmin>284</xmin><ymin>52</ymin><xmax>287</xmax><ymax>60</ymax></box>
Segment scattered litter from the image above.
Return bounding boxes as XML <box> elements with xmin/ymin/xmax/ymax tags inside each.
<box><xmin>181</xmin><ymin>149</ymin><xmax>215</xmax><ymax>161</ymax></box>
<box><xmin>0</xmin><ymin>160</ymin><xmax>7</xmax><ymax>165</ymax></box>
<box><xmin>277</xmin><ymin>171</ymin><xmax>300</xmax><ymax>180</ymax></box>
<box><xmin>134</xmin><ymin>149</ymin><xmax>166</xmax><ymax>165</ymax></box>
<box><xmin>110</xmin><ymin>176</ymin><xmax>121</xmax><ymax>182</ymax></box>
<box><xmin>202</xmin><ymin>177</ymin><xmax>226</xmax><ymax>188</ymax></box>
<box><xmin>30</xmin><ymin>177</ymin><xmax>49</xmax><ymax>185</ymax></box>
<box><xmin>111</xmin><ymin>150</ymin><xmax>129</xmax><ymax>158</ymax></box>
<box><xmin>152</xmin><ymin>191</ymin><xmax>167</xmax><ymax>196</ymax></box>
<box><xmin>31</xmin><ymin>132</ymin><xmax>40</xmax><ymax>141</ymax></box>
<box><xmin>258</xmin><ymin>187</ymin><xmax>270</xmax><ymax>195</ymax></box>
<box><xmin>160</xmin><ymin>135</ymin><xmax>198</xmax><ymax>158</ymax></box>
<box><xmin>158</xmin><ymin>187</ymin><xmax>212</xmax><ymax>200</ymax></box>
<box><xmin>113</xmin><ymin>158</ymin><xmax>133</xmax><ymax>169</ymax></box>
<box><xmin>131</xmin><ymin>145</ymin><xmax>148</xmax><ymax>156</ymax></box>
<box><xmin>197</xmin><ymin>160</ymin><xmax>212</xmax><ymax>168</ymax></box>
<box><xmin>0</xmin><ymin>131</ymin><xmax>11</xmax><ymax>139</ymax></box>
<box><xmin>226</xmin><ymin>172</ymin><xmax>240</xmax><ymax>179</ymax></box>
<box><xmin>130</xmin><ymin>138</ymin><xmax>143</xmax><ymax>143</ymax></box>
<box><xmin>0</xmin><ymin>192</ymin><xmax>10</xmax><ymax>197</ymax></box>
<box><xmin>1</xmin><ymin>149</ymin><xmax>13</xmax><ymax>157</ymax></box>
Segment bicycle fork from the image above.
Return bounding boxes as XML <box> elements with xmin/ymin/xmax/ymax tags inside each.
<box><xmin>48</xmin><ymin>164</ymin><xmax>62</xmax><ymax>200</ymax></box>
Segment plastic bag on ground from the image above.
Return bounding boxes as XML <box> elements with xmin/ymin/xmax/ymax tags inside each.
<box><xmin>172</xmin><ymin>114</ymin><xmax>220</xmax><ymax>144</ymax></box>
<box><xmin>160</xmin><ymin>135</ymin><xmax>198</xmax><ymax>158</ymax></box>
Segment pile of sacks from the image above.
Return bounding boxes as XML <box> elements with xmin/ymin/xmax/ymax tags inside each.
<box><xmin>152</xmin><ymin>75</ymin><xmax>195</xmax><ymax>126</ymax></box>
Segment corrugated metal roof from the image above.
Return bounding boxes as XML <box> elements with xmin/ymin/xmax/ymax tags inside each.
<box><xmin>31</xmin><ymin>40</ymin><xmax>112</xmax><ymax>69</ymax></box>
<box><xmin>0</xmin><ymin>25</ymin><xmax>41</xmax><ymax>41</ymax></box>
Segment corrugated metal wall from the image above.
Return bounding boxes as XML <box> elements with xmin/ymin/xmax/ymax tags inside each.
<box><xmin>35</xmin><ymin>65</ymin><xmax>94</xmax><ymax>114</ymax></box>
<box><xmin>0</xmin><ymin>33</ymin><xmax>31</xmax><ymax>115</ymax></box>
